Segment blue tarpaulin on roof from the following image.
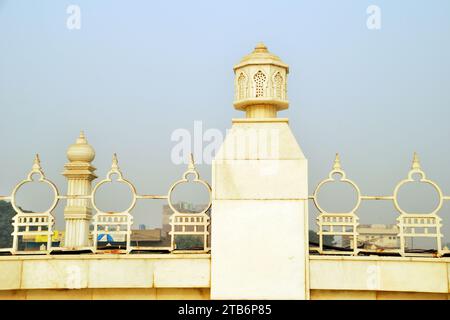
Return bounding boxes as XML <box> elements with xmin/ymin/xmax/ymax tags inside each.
<box><xmin>97</xmin><ymin>234</ymin><xmax>114</xmax><ymax>242</ymax></box>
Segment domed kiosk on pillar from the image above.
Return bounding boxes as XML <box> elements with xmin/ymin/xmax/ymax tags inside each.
<box><xmin>233</xmin><ymin>42</ymin><xmax>289</xmax><ymax>118</ymax></box>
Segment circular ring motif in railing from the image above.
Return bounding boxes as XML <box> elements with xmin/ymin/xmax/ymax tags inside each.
<box><xmin>92</xmin><ymin>154</ymin><xmax>138</xmax><ymax>214</ymax></box>
<box><xmin>313</xmin><ymin>169</ymin><xmax>362</xmax><ymax>214</ymax></box>
<box><xmin>167</xmin><ymin>163</ymin><xmax>212</xmax><ymax>215</ymax></box>
<box><xmin>11</xmin><ymin>156</ymin><xmax>59</xmax><ymax>215</ymax></box>
<box><xmin>91</xmin><ymin>170</ymin><xmax>138</xmax><ymax>215</ymax></box>
<box><xmin>393</xmin><ymin>170</ymin><xmax>443</xmax><ymax>216</ymax></box>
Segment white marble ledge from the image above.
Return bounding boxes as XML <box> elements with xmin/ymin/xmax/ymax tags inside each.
<box><xmin>310</xmin><ymin>255</ymin><xmax>450</xmax><ymax>293</ymax></box>
<box><xmin>0</xmin><ymin>253</ymin><xmax>211</xmax><ymax>261</ymax></box>
<box><xmin>0</xmin><ymin>254</ymin><xmax>211</xmax><ymax>291</ymax></box>
<box><xmin>309</xmin><ymin>255</ymin><xmax>450</xmax><ymax>263</ymax></box>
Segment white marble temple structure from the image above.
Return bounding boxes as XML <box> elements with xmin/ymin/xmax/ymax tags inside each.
<box><xmin>211</xmin><ymin>43</ymin><xmax>309</xmax><ymax>300</ymax></box>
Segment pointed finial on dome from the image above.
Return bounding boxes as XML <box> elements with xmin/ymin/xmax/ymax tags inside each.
<box><xmin>333</xmin><ymin>153</ymin><xmax>342</xmax><ymax>171</ymax></box>
<box><xmin>188</xmin><ymin>153</ymin><xmax>196</xmax><ymax>171</ymax></box>
<box><xmin>76</xmin><ymin>130</ymin><xmax>87</xmax><ymax>144</ymax></box>
<box><xmin>412</xmin><ymin>152</ymin><xmax>421</xmax><ymax>171</ymax></box>
<box><xmin>254</xmin><ymin>42</ymin><xmax>268</xmax><ymax>53</ymax></box>
<box><xmin>32</xmin><ymin>154</ymin><xmax>42</xmax><ymax>171</ymax></box>
<box><xmin>111</xmin><ymin>153</ymin><xmax>119</xmax><ymax>170</ymax></box>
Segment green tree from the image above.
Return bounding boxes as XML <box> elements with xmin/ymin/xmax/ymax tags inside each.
<box><xmin>175</xmin><ymin>235</ymin><xmax>204</xmax><ymax>250</ymax></box>
<box><xmin>309</xmin><ymin>230</ymin><xmax>336</xmax><ymax>247</ymax></box>
<box><xmin>0</xmin><ymin>201</ymin><xmax>15</xmax><ymax>248</ymax></box>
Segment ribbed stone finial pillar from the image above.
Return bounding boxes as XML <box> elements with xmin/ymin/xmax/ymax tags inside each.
<box><xmin>62</xmin><ymin>131</ymin><xmax>97</xmax><ymax>248</ymax></box>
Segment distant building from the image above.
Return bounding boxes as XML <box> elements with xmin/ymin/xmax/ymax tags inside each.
<box><xmin>95</xmin><ymin>228</ymin><xmax>168</xmax><ymax>248</ymax></box>
<box><xmin>343</xmin><ymin>224</ymin><xmax>400</xmax><ymax>249</ymax></box>
<box><xmin>131</xmin><ymin>228</ymin><xmax>167</xmax><ymax>247</ymax></box>
<box><xmin>21</xmin><ymin>231</ymin><xmax>65</xmax><ymax>251</ymax></box>
<box><xmin>138</xmin><ymin>224</ymin><xmax>146</xmax><ymax>230</ymax></box>
<box><xmin>162</xmin><ymin>202</ymin><xmax>210</xmax><ymax>237</ymax></box>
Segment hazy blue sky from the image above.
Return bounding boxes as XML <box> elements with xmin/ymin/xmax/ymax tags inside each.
<box><xmin>1</xmin><ymin>1</ymin><xmax>450</xmax><ymax>246</ymax></box>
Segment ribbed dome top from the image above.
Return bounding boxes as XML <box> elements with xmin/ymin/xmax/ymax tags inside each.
<box><xmin>67</xmin><ymin>131</ymin><xmax>95</xmax><ymax>163</ymax></box>
<box><xmin>234</xmin><ymin>42</ymin><xmax>289</xmax><ymax>72</ymax></box>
